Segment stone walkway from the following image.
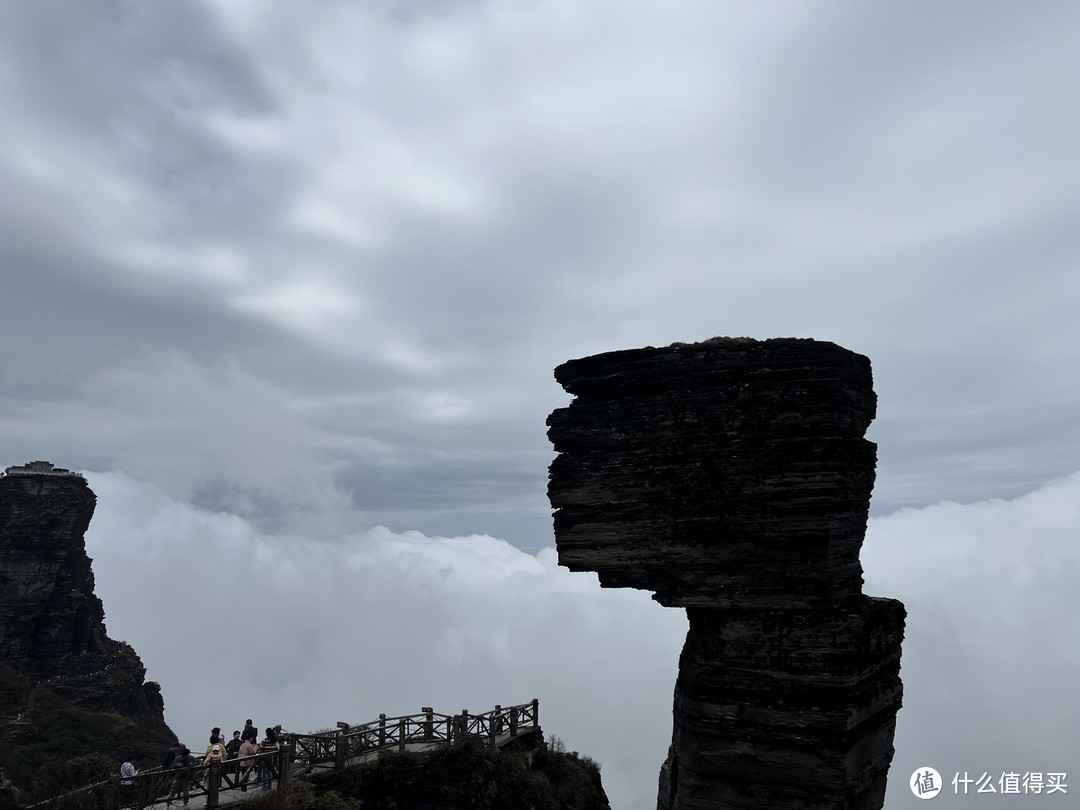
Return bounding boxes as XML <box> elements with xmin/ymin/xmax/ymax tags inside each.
<box><xmin>147</xmin><ymin>779</ymin><xmax>278</xmax><ymax>809</ymax></box>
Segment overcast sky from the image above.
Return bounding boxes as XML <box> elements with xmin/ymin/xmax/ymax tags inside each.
<box><xmin>2</xmin><ymin>1</ymin><xmax>1078</xmax><ymax>808</ymax></box>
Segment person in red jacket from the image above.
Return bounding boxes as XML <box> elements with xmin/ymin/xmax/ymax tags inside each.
<box><xmin>256</xmin><ymin>728</ymin><xmax>279</xmax><ymax>791</ymax></box>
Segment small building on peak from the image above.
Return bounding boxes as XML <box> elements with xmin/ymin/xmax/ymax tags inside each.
<box><xmin>2</xmin><ymin>460</ymin><xmax>83</xmax><ymax>477</ymax></box>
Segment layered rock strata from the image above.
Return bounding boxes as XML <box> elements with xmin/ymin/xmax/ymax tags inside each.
<box><xmin>0</xmin><ymin>464</ymin><xmax>175</xmax><ymax>796</ymax></box>
<box><xmin>547</xmin><ymin>338</ymin><xmax>905</xmax><ymax>810</ymax></box>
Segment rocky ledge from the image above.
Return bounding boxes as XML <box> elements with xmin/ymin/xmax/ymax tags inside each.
<box><xmin>0</xmin><ymin>465</ymin><xmax>175</xmax><ymax>801</ymax></box>
<box><xmin>547</xmin><ymin>338</ymin><xmax>906</xmax><ymax>809</ymax></box>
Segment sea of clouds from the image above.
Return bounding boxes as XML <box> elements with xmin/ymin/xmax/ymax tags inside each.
<box><xmin>84</xmin><ymin>470</ymin><xmax>1080</xmax><ymax>808</ymax></box>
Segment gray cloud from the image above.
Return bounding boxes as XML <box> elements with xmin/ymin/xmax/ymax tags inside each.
<box><xmin>2</xmin><ymin>1</ymin><xmax>1077</xmax><ymax>526</ymax></box>
<box><xmin>865</xmin><ymin>472</ymin><xmax>1080</xmax><ymax>805</ymax></box>
<box><xmin>2</xmin><ymin>5</ymin><xmax>1079</xmax><ymax>803</ymax></box>
<box><xmin>84</xmin><ymin>471</ymin><xmax>687</xmax><ymax>809</ymax></box>
<box><xmin>84</xmin><ymin>470</ymin><xmax>1080</xmax><ymax>809</ymax></box>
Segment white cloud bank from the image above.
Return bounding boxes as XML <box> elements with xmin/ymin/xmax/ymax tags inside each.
<box><xmin>85</xmin><ymin>470</ymin><xmax>1080</xmax><ymax>808</ymax></box>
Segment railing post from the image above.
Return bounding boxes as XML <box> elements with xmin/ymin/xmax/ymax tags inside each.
<box><xmin>280</xmin><ymin>746</ymin><xmax>291</xmax><ymax>787</ymax></box>
<box><xmin>207</xmin><ymin>761</ymin><xmax>219</xmax><ymax>808</ymax></box>
<box><xmin>490</xmin><ymin>706</ymin><xmax>499</xmax><ymax>745</ymax></box>
<box><xmin>510</xmin><ymin>705</ymin><xmax>518</xmax><ymax>738</ymax></box>
<box><xmin>336</xmin><ymin>730</ymin><xmax>346</xmax><ymax>770</ymax></box>
<box><xmin>425</xmin><ymin>708</ymin><xmax>434</xmax><ymax>741</ymax></box>
<box><xmin>532</xmin><ymin>698</ymin><xmax>539</xmax><ymax>729</ymax></box>
<box><xmin>460</xmin><ymin>709</ymin><xmax>469</xmax><ymax>740</ymax></box>
<box><xmin>398</xmin><ymin>717</ymin><xmax>406</xmax><ymax>752</ymax></box>
<box><xmin>378</xmin><ymin>713</ymin><xmax>387</xmax><ymax>748</ymax></box>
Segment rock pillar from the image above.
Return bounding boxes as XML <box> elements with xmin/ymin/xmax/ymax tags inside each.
<box><xmin>547</xmin><ymin>337</ymin><xmax>905</xmax><ymax>809</ymax></box>
<box><xmin>0</xmin><ymin>469</ymin><xmax>106</xmax><ymax>676</ymax></box>
<box><xmin>0</xmin><ymin>465</ymin><xmax>176</xmax><ymax>795</ymax></box>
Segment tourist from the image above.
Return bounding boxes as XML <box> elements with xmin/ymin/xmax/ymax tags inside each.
<box><xmin>168</xmin><ymin>745</ymin><xmax>192</xmax><ymax>808</ymax></box>
<box><xmin>202</xmin><ymin>728</ymin><xmax>224</xmax><ymax>764</ymax></box>
<box><xmin>241</xmin><ymin>719</ymin><xmax>258</xmax><ymax>742</ymax></box>
<box><xmin>119</xmin><ymin>756</ymin><xmax>138</xmax><ymax>804</ymax></box>
<box><xmin>203</xmin><ymin>743</ymin><xmax>226</xmax><ymax>767</ymax></box>
<box><xmin>225</xmin><ymin>730</ymin><xmax>242</xmax><ymax>775</ymax></box>
<box><xmin>201</xmin><ymin>742</ymin><xmax>226</xmax><ymax>794</ymax></box>
<box><xmin>257</xmin><ymin>727</ymin><xmax>279</xmax><ymax>791</ymax></box>
<box><xmin>195</xmin><ymin>730</ymin><xmax>222</xmax><ymax>789</ymax></box>
<box><xmin>237</xmin><ymin>735</ymin><xmax>258</xmax><ymax>792</ymax></box>
<box><xmin>119</xmin><ymin>756</ymin><xmax>138</xmax><ymax>785</ymax></box>
<box><xmin>162</xmin><ymin>741</ymin><xmax>180</xmax><ymax>769</ymax></box>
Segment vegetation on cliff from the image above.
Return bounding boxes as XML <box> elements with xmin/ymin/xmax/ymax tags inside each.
<box><xmin>0</xmin><ymin>658</ymin><xmax>175</xmax><ymax>804</ymax></box>
<box><xmin>243</xmin><ymin>735</ymin><xmax>609</xmax><ymax>810</ymax></box>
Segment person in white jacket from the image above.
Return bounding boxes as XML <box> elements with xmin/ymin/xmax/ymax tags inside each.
<box><xmin>119</xmin><ymin>758</ymin><xmax>138</xmax><ymax>786</ymax></box>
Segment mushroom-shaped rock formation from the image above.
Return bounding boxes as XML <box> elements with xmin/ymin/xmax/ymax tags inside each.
<box><xmin>547</xmin><ymin>337</ymin><xmax>905</xmax><ymax>810</ymax></box>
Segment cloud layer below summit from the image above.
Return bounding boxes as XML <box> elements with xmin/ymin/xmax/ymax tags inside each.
<box><xmin>87</xmin><ymin>470</ymin><xmax>1080</xmax><ymax>808</ymax></box>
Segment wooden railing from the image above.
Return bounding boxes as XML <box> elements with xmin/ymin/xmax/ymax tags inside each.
<box><xmin>26</xmin><ymin>749</ymin><xmax>287</xmax><ymax>810</ymax></box>
<box><xmin>290</xmin><ymin>698</ymin><xmax>540</xmax><ymax>772</ymax></box>
<box><xmin>28</xmin><ymin>699</ymin><xmax>540</xmax><ymax>809</ymax></box>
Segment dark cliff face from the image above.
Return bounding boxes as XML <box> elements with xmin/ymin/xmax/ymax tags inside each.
<box><xmin>0</xmin><ymin>468</ymin><xmax>176</xmax><ymax>799</ymax></box>
<box><xmin>0</xmin><ymin>473</ymin><xmax>109</xmax><ymax>677</ymax></box>
<box><xmin>547</xmin><ymin>338</ymin><xmax>906</xmax><ymax>810</ymax></box>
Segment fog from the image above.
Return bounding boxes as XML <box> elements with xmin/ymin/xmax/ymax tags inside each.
<box><xmin>86</xmin><ymin>470</ymin><xmax>1080</xmax><ymax>807</ymax></box>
